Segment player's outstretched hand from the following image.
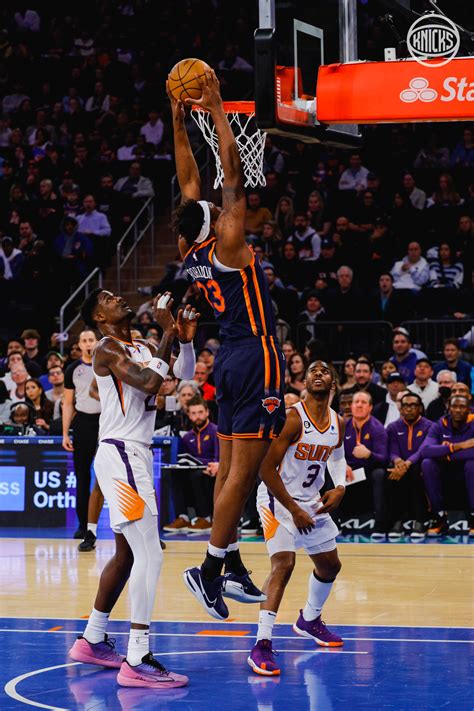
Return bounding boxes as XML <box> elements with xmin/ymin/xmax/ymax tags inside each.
<box><xmin>166</xmin><ymin>79</ymin><xmax>185</xmax><ymax>123</ymax></box>
<box><xmin>184</xmin><ymin>69</ymin><xmax>222</xmax><ymax>113</ymax></box>
<box><xmin>292</xmin><ymin>507</ymin><xmax>315</xmax><ymax>535</ymax></box>
<box><xmin>316</xmin><ymin>487</ymin><xmax>345</xmax><ymax>515</ymax></box>
<box><xmin>176</xmin><ymin>304</ymin><xmax>200</xmax><ymax>343</ymax></box>
<box><xmin>153</xmin><ymin>292</ymin><xmax>177</xmax><ymax>335</ymax></box>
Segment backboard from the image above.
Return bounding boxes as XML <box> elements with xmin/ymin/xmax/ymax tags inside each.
<box><xmin>255</xmin><ymin>0</ymin><xmax>362</xmax><ymax>146</ymax></box>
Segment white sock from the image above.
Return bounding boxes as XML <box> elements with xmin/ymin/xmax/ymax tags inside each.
<box><xmin>208</xmin><ymin>543</ymin><xmax>226</xmax><ymax>558</ymax></box>
<box><xmin>226</xmin><ymin>541</ymin><xmax>239</xmax><ymax>553</ymax></box>
<box><xmin>437</xmin><ymin>511</ymin><xmax>446</xmax><ymax>518</ymax></box>
<box><xmin>257</xmin><ymin>610</ymin><xmax>277</xmax><ymax>641</ymax></box>
<box><xmin>87</xmin><ymin>523</ymin><xmax>97</xmax><ymax>536</ymax></box>
<box><xmin>302</xmin><ymin>572</ymin><xmax>334</xmax><ymax>622</ymax></box>
<box><xmin>83</xmin><ymin>608</ymin><xmax>109</xmax><ymax>644</ymax></box>
<box><xmin>179</xmin><ymin>514</ymin><xmax>190</xmax><ymax>522</ymax></box>
<box><xmin>127</xmin><ymin>628</ymin><xmax>150</xmax><ymax>666</ymax></box>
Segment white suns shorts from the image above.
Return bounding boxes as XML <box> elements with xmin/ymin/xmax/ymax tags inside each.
<box><xmin>94</xmin><ymin>439</ymin><xmax>158</xmax><ymax>533</ymax></box>
<box><xmin>256</xmin><ymin>483</ymin><xmax>339</xmax><ymax>557</ymax></box>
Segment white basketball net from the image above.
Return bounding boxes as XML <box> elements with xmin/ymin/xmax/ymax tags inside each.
<box><xmin>191</xmin><ymin>107</ymin><xmax>266</xmax><ymax>189</ymax></box>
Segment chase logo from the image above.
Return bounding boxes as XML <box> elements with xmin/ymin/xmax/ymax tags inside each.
<box><xmin>0</xmin><ymin>467</ymin><xmax>25</xmax><ymax>511</ymax></box>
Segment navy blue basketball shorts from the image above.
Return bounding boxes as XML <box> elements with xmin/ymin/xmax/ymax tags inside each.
<box><xmin>213</xmin><ymin>336</ymin><xmax>286</xmax><ymax>441</ymax></box>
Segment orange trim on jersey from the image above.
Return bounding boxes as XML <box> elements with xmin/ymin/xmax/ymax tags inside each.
<box><xmin>269</xmin><ymin>336</ymin><xmax>281</xmax><ymax>390</ymax></box>
<box><xmin>109</xmin><ymin>335</ymin><xmax>134</xmax><ymax>347</ymax></box>
<box><xmin>250</xmin><ymin>264</ymin><xmax>268</xmax><ymax>336</ymax></box>
<box><xmin>115</xmin><ymin>480</ymin><xmax>145</xmax><ymax>521</ymax></box>
<box><xmin>352</xmin><ymin>417</ymin><xmax>370</xmax><ymax>445</ymax></box>
<box><xmin>208</xmin><ymin>240</ymin><xmax>217</xmax><ymax>265</ymax></box>
<box><xmin>195</xmin><ymin>237</ymin><xmax>216</xmax><ymax>253</ymax></box>
<box><xmin>240</xmin><ymin>270</ymin><xmax>258</xmax><ymax>336</ymax></box>
<box><xmin>302</xmin><ymin>401</ymin><xmax>330</xmax><ymax>434</ymax></box>
<box><xmin>260</xmin><ymin>506</ymin><xmax>279</xmax><ymax>541</ymax></box>
<box><xmin>217</xmin><ymin>432</ymin><xmax>233</xmax><ymax>441</ymax></box>
<box><xmin>261</xmin><ymin>336</ymin><xmax>271</xmax><ymax>391</ymax></box>
<box><xmin>232</xmin><ymin>431</ymin><xmax>263</xmax><ymax>439</ymax></box>
<box><xmin>335</xmin><ymin>412</ymin><xmax>342</xmax><ymax>448</ymax></box>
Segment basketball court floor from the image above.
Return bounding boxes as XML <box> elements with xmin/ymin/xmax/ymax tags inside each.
<box><xmin>1</xmin><ymin>532</ymin><xmax>473</xmax><ymax>710</ymax></box>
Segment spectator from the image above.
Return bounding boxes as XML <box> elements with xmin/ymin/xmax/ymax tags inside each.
<box><xmin>391</xmin><ymin>242</ymin><xmax>430</xmax><ymax>292</ymax></box>
<box><xmin>117</xmin><ymin>130</ymin><xmax>137</xmax><ymax>161</ymax></box>
<box><xmin>114</xmin><ymin>161</ymin><xmax>155</xmax><ymax>200</ymax></box>
<box><xmin>402</xmin><ymin>173</ymin><xmax>426</xmax><ymax>210</ymax></box>
<box><xmin>297</xmin><ymin>291</ymin><xmax>327</xmax><ymax>345</ymax></box>
<box><xmin>264</xmin><ymin>266</ymin><xmax>299</xmax><ymax>328</ymax></box>
<box><xmin>286</xmin><ymin>353</ymin><xmax>308</xmax><ymax>395</ymax></box>
<box><xmin>14</xmin><ymin>7</ymin><xmax>40</xmax><ymax>34</ymax></box>
<box><xmin>379</xmin><ymin>360</ymin><xmax>397</xmax><ymax>388</ymax></box>
<box><xmin>338</xmin><ymin>152</ymin><xmax>369</xmax><ymax>192</ymax></box>
<box><xmin>21</xmin><ymin>328</ymin><xmax>43</xmax><ymax>369</ymax></box>
<box><xmin>193</xmin><ymin>363</ymin><xmax>216</xmax><ymax>402</ymax></box>
<box><xmin>0</xmin><ymin>236</ymin><xmax>24</xmax><ymax>279</ymax></box>
<box><xmin>0</xmin><ymin>380</ymin><xmax>12</xmax><ymax>423</ymax></box>
<box><xmin>426</xmin><ymin>173</ymin><xmax>464</xmax><ymax>208</ymax></box>
<box><xmin>347</xmin><ymin>360</ymin><xmax>386</xmax><ymax>405</ymax></box>
<box><xmin>390</xmin><ymin>329</ymin><xmax>427</xmax><ymax>384</ymax></box>
<box><xmin>274</xmin><ymin>241</ymin><xmax>309</xmax><ymax>291</ymax></box>
<box><xmin>327</xmin><ymin>266</ymin><xmax>364</xmax><ymax>321</ymax></box>
<box><xmin>244</xmin><ymin>192</ymin><xmax>272</xmax><ymax>238</ymax></box>
<box><xmin>421</xmin><ymin>395</ymin><xmax>474</xmax><ymax>537</ymax></box>
<box><xmin>9</xmin><ymin>366</ymin><xmax>29</xmax><ymax>401</ymax></box>
<box><xmin>343</xmin><ymin>391</ymin><xmax>388</xmax><ymax>539</ymax></box>
<box><xmin>45</xmin><ymin>365</ymin><xmax>65</xmax><ymax>404</ymax></box>
<box><xmin>197</xmin><ymin>348</ymin><xmax>215</xmax><ymax>376</ymax></box>
<box><xmin>176</xmin><ymin>379</ymin><xmax>201</xmax><ymax>430</ymax></box>
<box><xmin>281</xmin><ymin>340</ymin><xmax>297</xmax><ymax>361</ymax></box>
<box><xmin>261</xmin><ymin>221</ymin><xmax>283</xmax><ymax>258</ymax></box>
<box><xmin>274</xmin><ymin>196</ymin><xmax>294</xmax><ymax>237</ymax></box>
<box><xmin>306</xmin><ymin>190</ymin><xmax>331</xmax><ymax>236</ymax></box>
<box><xmin>287</xmin><ymin>212</ymin><xmax>321</xmax><ymax>261</ymax></box>
<box><xmin>171</xmin><ymin>396</ymin><xmax>219</xmax><ymax>534</ymax></box>
<box><xmin>25</xmin><ymin>377</ymin><xmax>54</xmax><ymax>430</ymax></box>
<box><xmin>433</xmin><ymin>338</ymin><xmax>472</xmax><ymax>389</ymax></box>
<box><xmin>407</xmin><ymin>358</ymin><xmax>438</xmax><ymax>408</ymax></box>
<box><xmin>369</xmin><ymin>273</ymin><xmax>405</xmax><ymax>325</ymax></box>
<box><xmin>54</xmin><ymin>216</ymin><xmax>93</xmax><ymax>284</ymax></box>
<box><xmin>340</xmin><ymin>357</ymin><xmax>357</xmax><ymax>391</ymax></box>
<box><xmin>1</xmin><ymin>350</ymin><xmax>40</xmax><ymax>389</ymax></box>
<box><xmin>373</xmin><ymin>371</ymin><xmax>407</xmax><ymax>427</ymax></box>
<box><xmin>339</xmin><ymin>391</ymin><xmax>353</xmax><ymax>420</ymax></box>
<box><xmin>34</xmin><ymin>178</ymin><xmax>62</xmax><ymax>240</ymax></box>
<box><xmin>6</xmin><ymin>401</ymin><xmax>46</xmax><ymax>435</ymax></box>
<box><xmin>39</xmin><ymin>351</ymin><xmax>64</xmax><ymax>389</ymax></box>
<box><xmin>428</xmin><ymin>243</ymin><xmax>464</xmax><ymax>289</ymax></box>
<box><xmin>263</xmin><ymin>135</ymin><xmax>285</xmax><ymax>175</ymax></box>
<box><xmin>385</xmin><ymin>392</ymin><xmax>431</xmax><ymax>540</ymax></box>
<box><xmin>84</xmin><ymin>81</ymin><xmax>110</xmax><ymax>114</ymax></box>
<box><xmin>426</xmin><ymin>370</ymin><xmax>457</xmax><ymax>422</ymax></box>
<box><xmin>450</xmin><ymin>128</ymin><xmax>474</xmax><ymax>169</ymax></box>
<box><xmin>76</xmin><ymin>195</ymin><xmax>111</xmax><ymax>268</ymax></box>
<box><xmin>18</xmin><ymin>220</ymin><xmax>37</xmax><ymax>254</ymax></box>
<box><xmin>309</xmin><ymin>238</ymin><xmax>340</xmax><ymax>291</ymax></box>
<box><xmin>140</xmin><ymin>108</ymin><xmax>164</xmax><ymax>149</ymax></box>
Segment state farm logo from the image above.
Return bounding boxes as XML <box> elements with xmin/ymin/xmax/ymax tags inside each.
<box><xmin>407</xmin><ymin>13</ymin><xmax>460</xmax><ymax>67</ymax></box>
<box><xmin>400</xmin><ymin>76</ymin><xmax>474</xmax><ymax>104</ymax></box>
<box><xmin>400</xmin><ymin>78</ymin><xmax>437</xmax><ymax>103</ymax></box>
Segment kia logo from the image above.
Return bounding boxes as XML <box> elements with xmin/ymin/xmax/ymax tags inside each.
<box><xmin>407</xmin><ymin>13</ymin><xmax>460</xmax><ymax>67</ymax></box>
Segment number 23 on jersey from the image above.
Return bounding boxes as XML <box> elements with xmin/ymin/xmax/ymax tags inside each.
<box><xmin>197</xmin><ymin>280</ymin><xmax>226</xmax><ymax>313</ymax></box>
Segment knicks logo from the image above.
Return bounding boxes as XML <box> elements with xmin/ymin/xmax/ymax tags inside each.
<box><xmin>262</xmin><ymin>397</ymin><xmax>281</xmax><ymax>414</ymax></box>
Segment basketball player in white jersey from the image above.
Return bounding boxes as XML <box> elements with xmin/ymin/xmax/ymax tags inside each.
<box><xmin>69</xmin><ymin>289</ymin><xmax>198</xmax><ymax>689</ymax></box>
<box><xmin>247</xmin><ymin>361</ymin><xmax>347</xmax><ymax>676</ymax></box>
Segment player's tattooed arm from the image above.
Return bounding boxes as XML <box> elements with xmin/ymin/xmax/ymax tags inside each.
<box><xmin>166</xmin><ymin>80</ymin><xmax>201</xmax><ymax>201</ymax></box>
<box><xmin>259</xmin><ymin>409</ymin><xmax>315</xmax><ymax>533</ymax></box>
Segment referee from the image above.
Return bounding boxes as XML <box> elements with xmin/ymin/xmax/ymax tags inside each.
<box><xmin>62</xmin><ymin>330</ymin><xmax>101</xmax><ymax>539</ymax></box>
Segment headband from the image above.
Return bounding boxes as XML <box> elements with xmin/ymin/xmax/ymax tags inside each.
<box><xmin>195</xmin><ymin>200</ymin><xmax>211</xmax><ymax>243</ymax></box>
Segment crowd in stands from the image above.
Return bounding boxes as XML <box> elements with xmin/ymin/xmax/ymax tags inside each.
<box><xmin>0</xmin><ymin>2</ymin><xmax>473</xmax><ymax>539</ymax></box>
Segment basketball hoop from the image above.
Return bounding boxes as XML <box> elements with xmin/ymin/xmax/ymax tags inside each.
<box><xmin>191</xmin><ymin>101</ymin><xmax>266</xmax><ymax>189</ymax></box>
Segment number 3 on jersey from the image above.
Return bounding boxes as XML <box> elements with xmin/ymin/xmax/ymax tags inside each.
<box><xmin>197</xmin><ymin>280</ymin><xmax>226</xmax><ymax>313</ymax></box>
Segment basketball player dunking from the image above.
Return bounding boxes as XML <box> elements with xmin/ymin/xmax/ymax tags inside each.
<box><xmin>167</xmin><ymin>69</ymin><xmax>286</xmax><ymax>619</ymax></box>
<box><xmin>248</xmin><ymin>361</ymin><xmax>347</xmax><ymax>675</ymax></box>
<box><xmin>69</xmin><ymin>289</ymin><xmax>198</xmax><ymax>689</ymax></box>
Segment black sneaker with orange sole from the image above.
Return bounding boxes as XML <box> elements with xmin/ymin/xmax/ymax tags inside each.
<box><xmin>427</xmin><ymin>516</ymin><xmax>449</xmax><ymax>537</ymax></box>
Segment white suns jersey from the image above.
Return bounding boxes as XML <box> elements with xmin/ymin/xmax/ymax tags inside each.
<box><xmin>94</xmin><ymin>338</ymin><xmax>157</xmax><ymax>447</ymax></box>
<box><xmin>279</xmin><ymin>402</ymin><xmax>342</xmax><ymax>503</ymax></box>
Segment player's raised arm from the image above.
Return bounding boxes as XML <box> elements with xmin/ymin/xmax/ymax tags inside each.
<box><xmin>187</xmin><ymin>70</ymin><xmax>247</xmax><ymax>262</ymax></box>
<box><xmin>167</xmin><ymin>80</ymin><xmax>201</xmax><ymax>202</ymax></box>
<box><xmin>259</xmin><ymin>409</ymin><xmax>315</xmax><ymax>533</ymax></box>
<box><xmin>94</xmin><ymin>295</ymin><xmax>177</xmax><ymax>395</ymax></box>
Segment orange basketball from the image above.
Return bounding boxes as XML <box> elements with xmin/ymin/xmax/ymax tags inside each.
<box><xmin>168</xmin><ymin>58</ymin><xmax>211</xmax><ymax>103</ymax></box>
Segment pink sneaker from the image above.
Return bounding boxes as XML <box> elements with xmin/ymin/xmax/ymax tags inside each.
<box><xmin>117</xmin><ymin>653</ymin><xmax>189</xmax><ymax>689</ymax></box>
<box><xmin>69</xmin><ymin>635</ymin><xmax>125</xmax><ymax>668</ymax></box>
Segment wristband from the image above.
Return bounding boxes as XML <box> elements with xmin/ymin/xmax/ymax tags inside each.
<box><xmin>148</xmin><ymin>357</ymin><xmax>169</xmax><ymax>377</ymax></box>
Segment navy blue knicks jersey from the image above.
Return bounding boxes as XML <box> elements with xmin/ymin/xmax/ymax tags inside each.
<box><xmin>184</xmin><ymin>235</ymin><xmax>286</xmax><ymax>440</ymax></box>
<box><xmin>183</xmin><ymin>237</ymin><xmax>277</xmax><ymax>342</ymax></box>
